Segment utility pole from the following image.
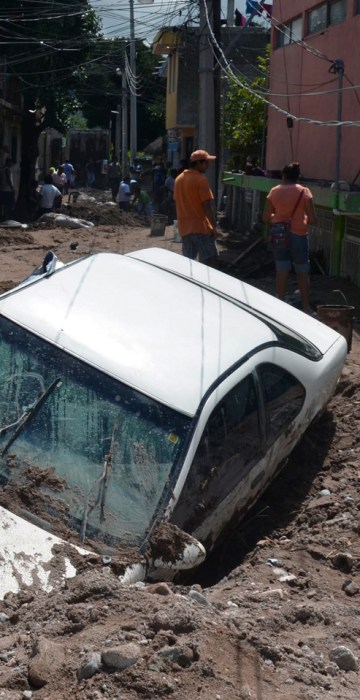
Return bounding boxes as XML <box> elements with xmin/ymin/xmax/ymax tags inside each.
<box><xmin>121</xmin><ymin>71</ymin><xmax>128</xmax><ymax>176</ymax></box>
<box><xmin>226</xmin><ymin>0</ymin><xmax>234</xmax><ymax>27</ymax></box>
<box><xmin>115</xmin><ymin>105</ymin><xmax>121</xmax><ymax>163</ymax></box>
<box><xmin>330</xmin><ymin>58</ymin><xmax>344</xmax><ymax>199</ymax></box>
<box><xmin>199</xmin><ymin>0</ymin><xmax>216</xmax><ymax>192</ymax></box>
<box><xmin>129</xmin><ymin>0</ymin><xmax>137</xmax><ymax>165</ymax></box>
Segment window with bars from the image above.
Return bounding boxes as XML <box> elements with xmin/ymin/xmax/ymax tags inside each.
<box><xmin>307</xmin><ymin>0</ymin><xmax>347</xmax><ymax>35</ymax></box>
<box><xmin>277</xmin><ymin>16</ymin><xmax>302</xmax><ymax>47</ymax></box>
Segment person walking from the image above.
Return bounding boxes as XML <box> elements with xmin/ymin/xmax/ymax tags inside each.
<box><xmin>61</xmin><ymin>159</ymin><xmax>75</xmax><ymax>194</ymax></box>
<box><xmin>173</xmin><ymin>149</ymin><xmax>218</xmax><ymax>267</ymax></box>
<box><xmin>118</xmin><ymin>176</ymin><xmax>131</xmax><ymax>211</ymax></box>
<box><xmin>108</xmin><ymin>159</ymin><xmax>121</xmax><ymax>201</ymax></box>
<box><xmin>262</xmin><ymin>161</ymin><xmax>316</xmax><ymax>315</ymax></box>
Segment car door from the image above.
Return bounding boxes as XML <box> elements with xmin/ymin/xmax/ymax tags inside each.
<box><xmin>171</xmin><ymin>353</ymin><xmax>306</xmax><ymax>550</ymax></box>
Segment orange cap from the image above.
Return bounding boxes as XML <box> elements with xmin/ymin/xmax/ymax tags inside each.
<box><xmin>190</xmin><ymin>149</ymin><xmax>216</xmax><ymax>162</ymax></box>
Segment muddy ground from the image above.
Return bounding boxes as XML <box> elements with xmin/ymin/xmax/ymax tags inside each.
<box><xmin>0</xmin><ymin>192</ymin><xmax>360</xmax><ymax>699</ymax></box>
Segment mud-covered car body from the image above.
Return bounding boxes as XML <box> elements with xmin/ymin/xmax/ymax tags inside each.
<box><xmin>0</xmin><ymin>249</ymin><xmax>347</xmax><ymax>595</ymax></box>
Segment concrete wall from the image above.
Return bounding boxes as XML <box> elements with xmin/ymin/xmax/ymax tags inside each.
<box><xmin>266</xmin><ymin>0</ymin><xmax>360</xmax><ymax>184</ymax></box>
<box><xmin>66</xmin><ymin>129</ymin><xmax>109</xmax><ymax>185</ymax></box>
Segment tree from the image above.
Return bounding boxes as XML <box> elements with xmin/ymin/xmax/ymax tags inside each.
<box><xmin>0</xmin><ymin>0</ymin><xmax>100</xmax><ymax>215</ymax></box>
<box><xmin>79</xmin><ymin>38</ymin><xmax>165</xmax><ymax>150</ymax></box>
<box><xmin>223</xmin><ymin>46</ymin><xmax>270</xmax><ymax>171</ymax></box>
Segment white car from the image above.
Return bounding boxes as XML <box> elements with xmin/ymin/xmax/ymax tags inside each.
<box><xmin>0</xmin><ymin>249</ymin><xmax>347</xmax><ymax>595</ymax></box>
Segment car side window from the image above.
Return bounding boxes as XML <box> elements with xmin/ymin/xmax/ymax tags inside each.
<box><xmin>172</xmin><ymin>374</ymin><xmax>262</xmax><ymax>533</ymax></box>
<box><xmin>257</xmin><ymin>363</ymin><xmax>305</xmax><ymax>443</ymax></box>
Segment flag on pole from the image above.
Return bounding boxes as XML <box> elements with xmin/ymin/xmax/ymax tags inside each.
<box><xmin>245</xmin><ymin>1</ymin><xmax>261</xmax><ymax>12</ymax></box>
<box><xmin>245</xmin><ymin>1</ymin><xmax>272</xmax><ymax>15</ymax></box>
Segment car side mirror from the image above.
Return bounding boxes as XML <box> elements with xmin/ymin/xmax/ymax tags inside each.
<box><xmin>119</xmin><ymin>523</ymin><xmax>206</xmax><ymax>584</ymax></box>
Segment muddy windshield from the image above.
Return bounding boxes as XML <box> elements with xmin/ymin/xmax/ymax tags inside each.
<box><xmin>0</xmin><ymin>316</ymin><xmax>190</xmax><ymax>547</ymax></box>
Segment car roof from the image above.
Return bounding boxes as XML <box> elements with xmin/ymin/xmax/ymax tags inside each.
<box><xmin>0</xmin><ymin>251</ymin><xmax>279</xmax><ymax>416</ymax></box>
<box><xmin>0</xmin><ymin>249</ymin><xmax>340</xmax><ymax>416</ymax></box>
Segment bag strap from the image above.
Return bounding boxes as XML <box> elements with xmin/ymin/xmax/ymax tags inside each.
<box><xmin>289</xmin><ymin>188</ymin><xmax>304</xmax><ymax>219</ymax></box>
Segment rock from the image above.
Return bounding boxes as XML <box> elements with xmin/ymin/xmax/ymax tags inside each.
<box><xmin>147</xmin><ymin>582</ymin><xmax>173</xmax><ymax>596</ymax></box>
<box><xmin>157</xmin><ymin>644</ymin><xmax>195</xmax><ymax>668</ymax></box>
<box><xmin>329</xmin><ymin>646</ymin><xmax>358</xmax><ymax>671</ymax></box>
<box><xmin>22</xmin><ymin>692</ymin><xmax>33</xmax><ymax>700</ymax></box>
<box><xmin>101</xmin><ymin>643</ymin><xmax>141</xmax><ymax>671</ymax></box>
<box><xmin>150</xmin><ymin>610</ymin><xmax>196</xmax><ymax>634</ymax></box>
<box><xmin>0</xmin><ymin>220</ymin><xmax>28</xmax><ymax>229</ymax></box>
<box><xmin>307</xmin><ymin>495</ymin><xmax>334</xmax><ymax>510</ymax></box>
<box><xmin>0</xmin><ymin>613</ymin><xmax>9</xmax><ymax>623</ymax></box>
<box><xmin>28</xmin><ymin>637</ymin><xmax>67</xmax><ymax>688</ymax></box>
<box><xmin>266</xmin><ymin>558</ymin><xmax>281</xmax><ymax>566</ymax></box>
<box><xmin>332</xmin><ymin>552</ymin><xmax>354</xmax><ymax>573</ymax></box>
<box><xmin>319</xmin><ymin>489</ymin><xmax>331</xmax><ymax>496</ymax></box>
<box><xmin>189</xmin><ymin>589</ymin><xmax>210</xmax><ymax>607</ymax></box>
<box><xmin>343</xmin><ymin>580</ymin><xmax>360</xmax><ymax>596</ymax></box>
<box><xmin>77</xmin><ymin>652</ymin><xmax>102</xmax><ymax>680</ymax></box>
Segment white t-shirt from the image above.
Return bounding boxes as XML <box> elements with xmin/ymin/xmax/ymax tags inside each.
<box><xmin>52</xmin><ymin>172</ymin><xmax>67</xmax><ymax>188</ymax></box>
<box><xmin>118</xmin><ymin>181</ymin><xmax>131</xmax><ymax>203</ymax></box>
<box><xmin>40</xmin><ymin>184</ymin><xmax>61</xmax><ymax>209</ymax></box>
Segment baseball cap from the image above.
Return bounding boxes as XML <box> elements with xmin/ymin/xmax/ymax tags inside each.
<box><xmin>190</xmin><ymin>149</ymin><xmax>216</xmax><ymax>162</ymax></box>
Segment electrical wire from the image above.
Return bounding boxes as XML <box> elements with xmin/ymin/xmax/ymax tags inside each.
<box><xmin>202</xmin><ymin>0</ymin><xmax>360</xmax><ymax>127</ymax></box>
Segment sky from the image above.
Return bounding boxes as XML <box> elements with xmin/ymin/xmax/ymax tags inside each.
<box><xmin>91</xmin><ymin>0</ymin><xmax>252</xmax><ymax>42</ymax></box>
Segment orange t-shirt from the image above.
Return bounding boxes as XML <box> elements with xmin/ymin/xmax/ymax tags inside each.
<box><xmin>267</xmin><ymin>183</ymin><xmax>312</xmax><ymax>236</ymax></box>
<box><xmin>174</xmin><ymin>169</ymin><xmax>214</xmax><ymax>236</ymax></box>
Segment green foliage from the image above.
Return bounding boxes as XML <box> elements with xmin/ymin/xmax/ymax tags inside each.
<box><xmin>224</xmin><ymin>46</ymin><xmax>270</xmax><ymax>170</ymax></box>
<box><xmin>79</xmin><ymin>38</ymin><xmax>165</xmax><ymax>149</ymax></box>
<box><xmin>0</xmin><ymin>0</ymin><xmax>101</xmax><ymax>130</ymax></box>
<box><xmin>69</xmin><ymin>112</ymin><xmax>88</xmax><ymax>129</ymax></box>
<box><xmin>0</xmin><ymin>0</ymin><xmax>165</xmax><ymax>204</ymax></box>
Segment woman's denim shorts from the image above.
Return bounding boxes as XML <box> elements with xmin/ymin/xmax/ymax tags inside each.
<box><xmin>274</xmin><ymin>232</ymin><xmax>309</xmax><ymax>273</ymax></box>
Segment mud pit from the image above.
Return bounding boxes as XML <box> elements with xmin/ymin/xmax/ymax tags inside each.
<box><xmin>1</xmin><ymin>196</ymin><xmax>360</xmax><ymax>699</ymax></box>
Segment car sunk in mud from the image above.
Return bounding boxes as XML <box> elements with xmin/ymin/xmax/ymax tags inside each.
<box><xmin>0</xmin><ymin>248</ymin><xmax>347</xmax><ymax>595</ymax></box>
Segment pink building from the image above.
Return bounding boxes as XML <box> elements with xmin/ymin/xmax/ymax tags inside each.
<box><xmin>266</xmin><ymin>0</ymin><xmax>360</xmax><ymax>184</ymax></box>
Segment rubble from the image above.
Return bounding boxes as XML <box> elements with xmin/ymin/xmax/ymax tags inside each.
<box><xmin>0</xmin><ymin>209</ymin><xmax>360</xmax><ymax>698</ymax></box>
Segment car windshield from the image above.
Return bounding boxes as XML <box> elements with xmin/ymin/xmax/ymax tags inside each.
<box><xmin>0</xmin><ymin>316</ymin><xmax>191</xmax><ymax>548</ymax></box>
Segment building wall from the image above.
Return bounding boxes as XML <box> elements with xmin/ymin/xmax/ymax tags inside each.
<box><xmin>176</xmin><ymin>31</ymin><xmax>199</xmax><ymax>130</ymax></box>
<box><xmin>266</xmin><ymin>0</ymin><xmax>360</xmax><ymax>183</ymax></box>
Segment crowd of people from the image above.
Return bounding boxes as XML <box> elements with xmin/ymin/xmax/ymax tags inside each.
<box><xmin>106</xmin><ymin>158</ymin><xmax>189</xmax><ymax>222</ymax></box>
<box><xmin>0</xmin><ymin>151</ymin><xmax>316</xmax><ymax>314</ymax></box>
<box><xmin>27</xmin><ymin>160</ymin><xmax>76</xmax><ymax>219</ymax></box>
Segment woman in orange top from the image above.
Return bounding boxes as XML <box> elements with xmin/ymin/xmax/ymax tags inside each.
<box><xmin>263</xmin><ymin>162</ymin><xmax>316</xmax><ymax>314</ymax></box>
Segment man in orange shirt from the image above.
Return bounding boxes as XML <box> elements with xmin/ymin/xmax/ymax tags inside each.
<box><xmin>174</xmin><ymin>150</ymin><xmax>218</xmax><ymax>266</ymax></box>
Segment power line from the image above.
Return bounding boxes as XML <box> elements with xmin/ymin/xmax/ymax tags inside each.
<box><xmin>203</xmin><ymin>0</ymin><xmax>360</xmax><ymax>127</ymax></box>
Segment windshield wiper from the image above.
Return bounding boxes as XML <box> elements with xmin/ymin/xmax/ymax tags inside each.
<box><xmin>80</xmin><ymin>419</ymin><xmax>119</xmax><ymax>544</ymax></box>
<box><xmin>1</xmin><ymin>377</ymin><xmax>62</xmax><ymax>457</ymax></box>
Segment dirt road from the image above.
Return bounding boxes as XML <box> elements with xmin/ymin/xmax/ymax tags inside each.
<box><xmin>0</xmin><ymin>200</ymin><xmax>360</xmax><ymax>699</ymax></box>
